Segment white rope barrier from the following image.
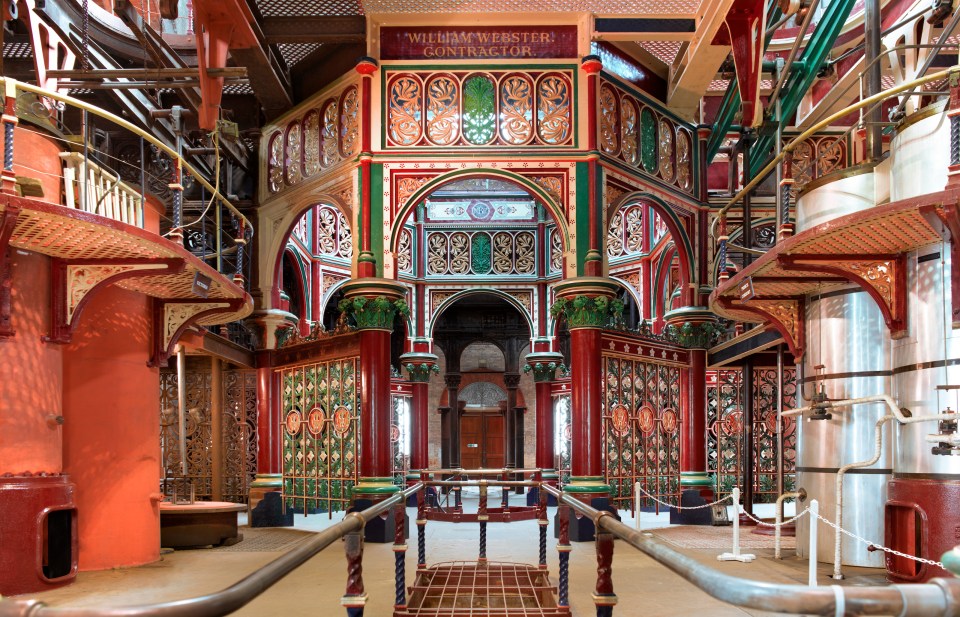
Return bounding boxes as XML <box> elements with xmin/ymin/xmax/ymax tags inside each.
<box><xmin>718</xmin><ymin>488</ymin><xmax>756</xmax><ymax>563</ymax></box>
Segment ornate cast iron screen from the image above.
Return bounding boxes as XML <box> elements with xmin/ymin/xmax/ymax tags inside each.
<box><xmin>603</xmin><ymin>353</ymin><xmax>682</xmax><ymax>514</ymax></box>
<box><xmin>382</xmin><ymin>68</ymin><xmax>577</xmax><ymax>149</ymax></box>
<box><xmin>159</xmin><ymin>368</ymin><xmax>258</xmax><ymax>503</ymax></box>
<box><xmin>391</xmin><ymin>383</ymin><xmax>412</xmax><ymax>486</ymax></box>
<box><xmin>552</xmin><ymin>389</ymin><xmax>572</xmax><ymax>484</ymax></box>
<box><xmin>279</xmin><ymin>357</ymin><xmax>360</xmax><ymax>516</ymax></box>
<box><xmin>706</xmin><ymin>367</ymin><xmax>797</xmax><ymax>502</ymax></box>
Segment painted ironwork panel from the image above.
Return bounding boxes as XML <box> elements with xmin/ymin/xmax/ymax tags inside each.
<box><xmin>425</xmin><ymin>229</ymin><xmax>538</xmax><ymax>276</ymax></box>
<box><xmin>782</xmin><ymin>133</ymin><xmax>848</xmax><ymax>194</ymax></box>
<box><xmin>603</xmin><ymin>353</ymin><xmax>682</xmax><ymax>514</ymax></box>
<box><xmin>280</xmin><ymin>357</ymin><xmax>360</xmax><ymax>516</ymax></box>
<box><xmin>262</xmin><ymin>81</ymin><xmax>360</xmax><ymax>196</ymax></box>
<box><xmin>599</xmin><ymin>77</ymin><xmax>697</xmax><ymax>197</ymax></box>
<box><xmin>706</xmin><ymin>367</ymin><xmax>797</xmax><ymax>502</ymax></box>
<box><xmin>384</xmin><ymin>68</ymin><xmax>575</xmax><ymax>149</ymax></box>
<box><xmin>553</xmin><ymin>392</ymin><xmax>571</xmax><ymax>484</ymax></box>
<box><xmin>391</xmin><ymin>393</ymin><xmax>411</xmax><ymax>486</ymax></box>
<box><xmin>159</xmin><ymin>369</ymin><xmax>258</xmax><ymax>503</ymax></box>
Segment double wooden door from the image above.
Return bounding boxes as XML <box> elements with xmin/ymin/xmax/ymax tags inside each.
<box><xmin>460</xmin><ymin>412</ymin><xmax>504</xmax><ymax>469</ymax></box>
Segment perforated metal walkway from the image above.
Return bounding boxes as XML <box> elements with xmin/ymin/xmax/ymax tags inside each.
<box><xmin>395</xmin><ymin>561</ymin><xmax>565</xmax><ymax>616</ymax></box>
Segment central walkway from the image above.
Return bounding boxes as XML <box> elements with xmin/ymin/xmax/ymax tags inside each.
<box><xmin>18</xmin><ymin>493</ymin><xmax>885</xmax><ymax>616</ymax></box>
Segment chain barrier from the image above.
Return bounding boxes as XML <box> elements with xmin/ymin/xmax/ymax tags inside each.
<box><xmin>634</xmin><ymin>483</ymin><xmax>733</xmax><ymax>510</ymax></box>
<box><xmin>808</xmin><ymin>508</ymin><xmax>945</xmax><ymax>569</ymax></box>
<box><xmin>737</xmin><ymin>506</ymin><xmax>810</xmax><ymax>528</ymax></box>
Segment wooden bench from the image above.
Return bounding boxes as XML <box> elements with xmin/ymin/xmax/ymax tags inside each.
<box><xmin>159</xmin><ymin>501</ymin><xmax>247</xmax><ymax>548</ymax></box>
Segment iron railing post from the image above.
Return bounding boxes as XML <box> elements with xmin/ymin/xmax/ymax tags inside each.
<box><xmin>478</xmin><ymin>480</ymin><xmax>488</xmax><ymax>562</ymax></box>
<box><xmin>557</xmin><ymin>503</ymin><xmax>571</xmax><ymax>609</ymax></box>
<box><xmin>538</xmin><ymin>481</ymin><xmax>548</xmax><ymax>569</ymax></box>
<box><xmin>594</xmin><ymin>524</ymin><xmax>617</xmax><ymax>616</ymax></box>
<box><xmin>393</xmin><ymin>503</ymin><xmax>407</xmax><ymax>609</ymax></box>
<box><xmin>417</xmin><ymin>472</ymin><xmax>427</xmax><ymax>570</ymax></box>
<box><xmin>341</xmin><ymin>519</ymin><xmax>366</xmax><ymax>617</ymax></box>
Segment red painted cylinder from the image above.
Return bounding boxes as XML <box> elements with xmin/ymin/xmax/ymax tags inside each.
<box><xmin>360</xmin><ymin>328</ymin><xmax>393</xmax><ymax>478</ymax></box>
<box><xmin>410</xmin><ymin>381</ymin><xmax>429</xmax><ymax>470</ymax></box>
<box><xmin>885</xmin><ymin>477</ymin><xmax>960</xmax><ymax>582</ymax></box>
<box><xmin>570</xmin><ymin>327</ymin><xmax>602</xmax><ymax>477</ymax></box>
<box><xmin>256</xmin><ymin>363</ymin><xmax>279</xmax><ymax>475</ymax></box>
<box><xmin>0</xmin><ymin>474</ymin><xmax>77</xmax><ymax>595</ymax></box>
<box><xmin>682</xmin><ymin>349</ymin><xmax>707</xmax><ymax>472</ymax></box>
<box><xmin>535</xmin><ymin>380</ymin><xmax>554</xmax><ymax>469</ymax></box>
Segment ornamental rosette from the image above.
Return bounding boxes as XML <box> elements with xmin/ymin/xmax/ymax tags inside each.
<box><xmin>338</xmin><ymin>296</ymin><xmax>410</xmax><ymax>331</ymax></box>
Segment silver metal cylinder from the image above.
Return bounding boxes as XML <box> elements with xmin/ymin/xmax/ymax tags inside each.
<box><xmin>795</xmin><ymin>289</ymin><xmax>892</xmax><ymax>567</ymax></box>
<box><xmin>889</xmin><ymin>105</ymin><xmax>949</xmax><ymax>202</ymax></box>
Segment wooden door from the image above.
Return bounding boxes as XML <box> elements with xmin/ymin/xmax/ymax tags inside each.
<box><xmin>459</xmin><ymin>413</ymin><xmax>505</xmax><ymax>468</ymax></box>
<box><xmin>461</xmin><ymin>415</ymin><xmax>483</xmax><ymax>469</ymax></box>
<box><xmin>483</xmin><ymin>415</ymin><xmax>505</xmax><ymax>468</ymax></box>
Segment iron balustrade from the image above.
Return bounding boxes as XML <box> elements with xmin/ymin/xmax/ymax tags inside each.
<box><xmin>3</xmin><ymin>479</ymin><xmax>960</xmax><ymax>616</ymax></box>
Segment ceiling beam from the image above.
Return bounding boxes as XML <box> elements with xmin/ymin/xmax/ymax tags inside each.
<box><xmin>667</xmin><ymin>0</ymin><xmax>738</xmax><ymax>119</ymax></box>
<box><xmin>261</xmin><ymin>16</ymin><xmax>366</xmax><ymax>44</ymax></box>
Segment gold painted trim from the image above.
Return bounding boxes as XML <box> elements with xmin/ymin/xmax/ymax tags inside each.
<box><xmin>894</xmin><ymin>97</ymin><xmax>949</xmax><ymax>134</ymax></box>
<box><xmin>797</xmin><ymin>159</ymin><xmax>881</xmax><ymax>196</ymax></box>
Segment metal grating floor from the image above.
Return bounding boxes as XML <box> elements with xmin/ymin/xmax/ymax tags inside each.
<box><xmin>397</xmin><ymin>561</ymin><xmax>564</xmax><ymax>616</ymax></box>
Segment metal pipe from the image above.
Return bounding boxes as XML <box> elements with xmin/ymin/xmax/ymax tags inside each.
<box><xmin>784</xmin><ymin>394</ymin><xmax>960</xmax><ymax>423</ymax></box>
<box><xmin>775</xmin><ymin>489</ymin><xmax>804</xmax><ymax>560</ymax></box>
<box><xmin>767</xmin><ymin>0</ymin><xmax>823</xmax><ymax>104</ymax></box>
<box><xmin>832</xmin><ymin>414</ymin><xmax>895</xmax><ymax>580</ymax></box>
<box><xmin>427</xmin><ymin>467</ymin><xmax>542</xmax><ymax>475</ymax></box>
<box><xmin>0</xmin><ymin>484</ymin><xmax>423</xmax><ymax>617</ymax></box>
<box><xmin>864</xmin><ymin>0</ymin><xmax>883</xmax><ymax>162</ymax></box>
<box><xmin>890</xmin><ymin>7</ymin><xmax>960</xmax><ymax>120</ymax></box>
<box><xmin>427</xmin><ymin>479</ymin><xmax>538</xmax><ymax>488</ymax></box>
<box><xmin>176</xmin><ymin>345</ymin><xmax>188</xmax><ymax>477</ymax></box>
<box><xmin>541</xmin><ymin>484</ymin><xmax>960</xmax><ymax>616</ymax></box>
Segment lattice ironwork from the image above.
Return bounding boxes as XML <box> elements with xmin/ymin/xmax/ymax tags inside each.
<box><xmin>257</xmin><ymin>0</ymin><xmax>363</xmax><ymax>16</ymax></box>
<box><xmin>384</xmin><ymin>69</ymin><xmax>575</xmax><ymax>149</ymax></box>
<box><xmin>553</xmin><ymin>393</ymin><xmax>571</xmax><ymax>483</ymax></box>
<box><xmin>600</xmin><ymin>78</ymin><xmax>696</xmax><ymax>196</ymax></box>
<box><xmin>782</xmin><ymin>133</ymin><xmax>848</xmax><ymax>193</ymax></box>
<box><xmin>159</xmin><ymin>368</ymin><xmax>257</xmax><ymax>503</ymax></box>
<box><xmin>280</xmin><ymin>357</ymin><xmax>360</xmax><ymax>515</ymax></box>
<box><xmin>391</xmin><ymin>392</ymin><xmax>411</xmax><ymax>485</ymax></box>
<box><xmin>363</xmin><ymin>0</ymin><xmax>700</xmax><ymax>12</ymax></box>
<box><xmin>706</xmin><ymin>367</ymin><xmax>797</xmax><ymax>502</ymax></box>
<box><xmin>426</xmin><ymin>229</ymin><xmax>537</xmax><ymax>276</ymax></box>
<box><xmin>603</xmin><ymin>354</ymin><xmax>682</xmax><ymax>513</ymax></box>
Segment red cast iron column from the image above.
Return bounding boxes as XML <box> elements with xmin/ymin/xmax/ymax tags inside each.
<box><xmin>400</xmin><ymin>351</ymin><xmax>439</xmax><ymax>473</ymax></box>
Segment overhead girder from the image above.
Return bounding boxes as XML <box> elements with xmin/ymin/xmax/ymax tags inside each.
<box><xmin>705</xmin><ymin>0</ymin><xmax>783</xmax><ymax>161</ymax></box>
<box><xmin>749</xmin><ymin>0</ymin><xmax>858</xmax><ymax>177</ymax></box>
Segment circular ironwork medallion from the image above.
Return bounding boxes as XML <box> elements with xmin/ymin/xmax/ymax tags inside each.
<box><xmin>722</xmin><ymin>410</ymin><xmax>744</xmax><ymax>436</ymax></box>
<box><xmin>390</xmin><ymin>424</ymin><xmax>401</xmax><ymax>443</ymax></box>
<box><xmin>610</xmin><ymin>404</ymin><xmax>630</xmax><ymax>436</ymax></box>
<box><xmin>637</xmin><ymin>404</ymin><xmax>656</xmax><ymax>435</ymax></box>
<box><xmin>332</xmin><ymin>406</ymin><xmax>352</xmax><ymax>437</ymax></box>
<box><xmin>661</xmin><ymin>408</ymin><xmax>679</xmax><ymax>434</ymax></box>
<box><xmin>284</xmin><ymin>409</ymin><xmax>303</xmax><ymax>436</ymax></box>
<box><xmin>563</xmin><ymin>423</ymin><xmax>572</xmax><ymax>441</ymax></box>
<box><xmin>306</xmin><ymin>406</ymin><xmax>326</xmax><ymax>435</ymax></box>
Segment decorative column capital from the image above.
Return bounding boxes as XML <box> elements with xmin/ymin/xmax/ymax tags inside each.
<box><xmin>551</xmin><ymin>277</ymin><xmax>622</xmax><ymax>330</ymax></box>
<box><xmin>355</xmin><ymin>56</ymin><xmax>379</xmax><ymax>75</ymax></box>
<box><xmin>663</xmin><ymin>307</ymin><xmax>721</xmax><ymax>349</ymax></box>
<box><xmin>503</xmin><ymin>372</ymin><xmax>522</xmax><ymax>389</ymax></box>
<box><xmin>524</xmin><ymin>351</ymin><xmax>565</xmax><ymax>382</ymax></box>
<box><xmin>580</xmin><ymin>54</ymin><xmax>602</xmax><ymax>74</ymax></box>
<box><xmin>339</xmin><ymin>279</ymin><xmax>408</xmax><ymax>332</ymax></box>
<box><xmin>399</xmin><ymin>351</ymin><xmax>439</xmax><ymax>382</ymax></box>
<box><xmin>444</xmin><ymin>372</ymin><xmax>462</xmax><ymax>389</ymax></box>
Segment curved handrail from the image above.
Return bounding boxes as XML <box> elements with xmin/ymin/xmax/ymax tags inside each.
<box><xmin>0</xmin><ymin>484</ymin><xmax>422</xmax><ymax>617</ymax></box>
<box><xmin>0</xmin><ymin>77</ymin><xmax>252</xmax><ymax>239</ymax></box>
<box><xmin>713</xmin><ymin>65</ymin><xmax>959</xmax><ymax>238</ymax></box>
<box><xmin>542</xmin><ymin>484</ymin><xmax>960</xmax><ymax>616</ymax></box>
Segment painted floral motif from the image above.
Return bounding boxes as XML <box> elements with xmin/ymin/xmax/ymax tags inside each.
<box><xmin>449</xmin><ymin>232</ymin><xmax>471</xmax><ymax>274</ymax></box>
<box><xmin>339</xmin><ymin>87</ymin><xmax>359</xmax><ymax>158</ymax></box>
<box><xmin>463</xmin><ymin>75</ymin><xmax>496</xmax><ymax>145</ymax></box>
<box><xmin>550</xmin><ymin>227</ymin><xmax>563</xmax><ymax>273</ymax></box>
<box><xmin>676</xmin><ymin>130</ymin><xmax>691</xmax><ymax>191</ymax></box>
<box><xmin>471</xmin><ymin>233</ymin><xmax>492</xmax><ymax>273</ymax></box>
<box><xmin>397</xmin><ymin>228</ymin><xmax>413</xmax><ymax>273</ymax></box>
<box><xmin>427</xmin><ymin>234</ymin><xmax>449</xmax><ymax>275</ymax></box>
<box><xmin>620</xmin><ymin>97</ymin><xmax>638</xmax><ymax>165</ymax></box>
<box><xmin>514</xmin><ymin>231</ymin><xmax>535</xmax><ymax>274</ymax></box>
<box><xmin>607</xmin><ymin>211</ymin><xmax>624</xmax><ymax>257</ymax></box>
<box><xmin>500</xmin><ymin>75</ymin><xmax>533</xmax><ymax>145</ymax></box>
<box><xmin>285</xmin><ymin>123</ymin><xmax>303</xmax><ymax>185</ymax></box>
<box><xmin>389</xmin><ymin>76</ymin><xmax>423</xmax><ymax>146</ymax></box>
<box><xmin>599</xmin><ymin>84</ymin><xmax>619</xmax><ymax>154</ymax></box>
<box><xmin>267</xmin><ymin>132</ymin><xmax>284</xmax><ymax>193</ymax></box>
<box><xmin>426</xmin><ymin>75</ymin><xmax>460</xmax><ymax>145</ymax></box>
<box><xmin>537</xmin><ymin>74</ymin><xmax>571</xmax><ymax>144</ymax></box>
<box><xmin>492</xmin><ymin>232</ymin><xmax>513</xmax><ymax>274</ymax></box>
<box><xmin>624</xmin><ymin>206</ymin><xmax>644</xmax><ymax>253</ymax></box>
<box><xmin>303</xmin><ymin>111</ymin><xmax>320</xmax><ymax>177</ymax></box>
<box><xmin>322</xmin><ymin>101</ymin><xmax>340</xmax><ymax>168</ymax></box>
<box><xmin>658</xmin><ymin>119</ymin><xmax>675</xmax><ymax>182</ymax></box>
<box><xmin>640</xmin><ymin>107</ymin><xmax>658</xmax><ymax>174</ymax></box>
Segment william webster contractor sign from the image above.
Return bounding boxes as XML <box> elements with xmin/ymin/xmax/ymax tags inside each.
<box><xmin>380</xmin><ymin>26</ymin><xmax>578</xmax><ymax>60</ymax></box>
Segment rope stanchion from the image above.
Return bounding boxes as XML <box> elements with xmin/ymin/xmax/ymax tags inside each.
<box><xmin>809</xmin><ymin>500</ymin><xmax>819</xmax><ymax>587</ymax></box>
<box><xmin>634</xmin><ymin>482</ymin><xmax>733</xmax><ymax>511</ymax></box>
<box><xmin>717</xmin><ymin>488</ymin><xmax>756</xmax><ymax>563</ymax></box>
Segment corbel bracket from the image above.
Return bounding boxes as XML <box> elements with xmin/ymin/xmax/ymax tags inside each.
<box><xmin>716</xmin><ymin>295</ymin><xmax>805</xmax><ymax>359</ymax></box>
<box><xmin>0</xmin><ymin>203</ymin><xmax>22</xmax><ymax>338</ymax></box>
<box><xmin>920</xmin><ymin>202</ymin><xmax>960</xmax><ymax>327</ymax></box>
<box><xmin>778</xmin><ymin>253</ymin><xmax>908</xmax><ymax>338</ymax></box>
<box><xmin>715</xmin><ymin>0</ymin><xmax>768</xmax><ymax>128</ymax></box>
<box><xmin>46</xmin><ymin>257</ymin><xmax>185</xmax><ymax>344</ymax></box>
<box><xmin>150</xmin><ymin>297</ymin><xmax>244</xmax><ymax>366</ymax></box>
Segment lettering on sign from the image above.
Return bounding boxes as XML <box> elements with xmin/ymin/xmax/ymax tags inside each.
<box><xmin>738</xmin><ymin>277</ymin><xmax>755</xmax><ymax>302</ymax></box>
<box><xmin>380</xmin><ymin>26</ymin><xmax>578</xmax><ymax>60</ymax></box>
